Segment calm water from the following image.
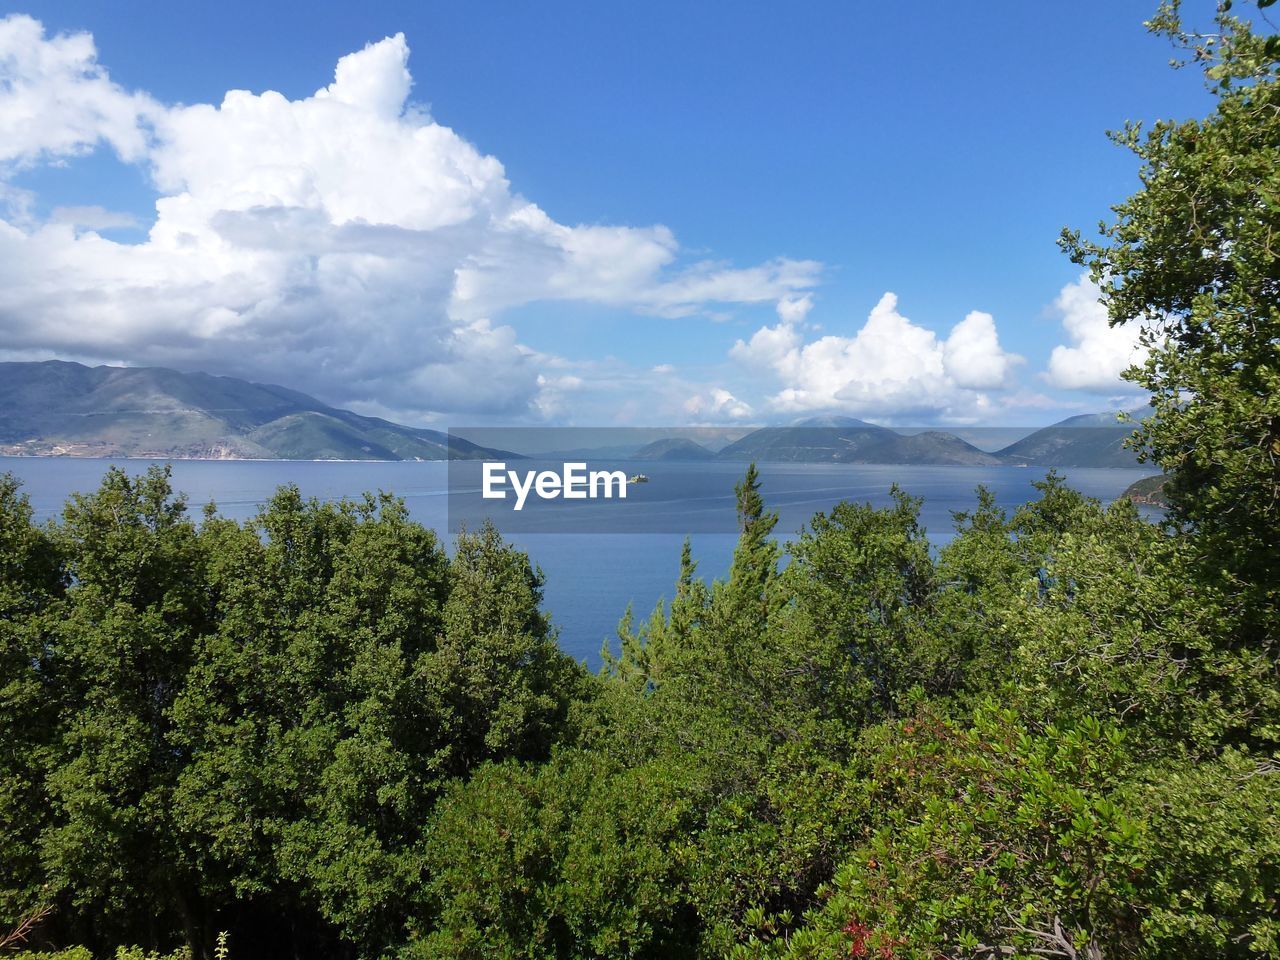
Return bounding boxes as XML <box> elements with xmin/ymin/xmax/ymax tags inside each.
<box><xmin>0</xmin><ymin>457</ymin><xmax>1156</xmax><ymax>666</ymax></box>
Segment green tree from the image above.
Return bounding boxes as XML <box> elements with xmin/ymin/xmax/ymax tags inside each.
<box><xmin>604</xmin><ymin>539</ymin><xmax>707</xmax><ymax>692</ymax></box>
<box><xmin>1060</xmin><ymin>0</ymin><xmax>1280</xmax><ymax>636</ymax></box>
<box><xmin>38</xmin><ymin>467</ymin><xmax>212</xmax><ymax>951</ymax></box>
<box><xmin>722</xmin><ymin>463</ymin><xmax>780</xmax><ymax>623</ymax></box>
<box><xmin>752</xmin><ymin>708</ymin><xmax>1280</xmax><ymax>960</ymax></box>
<box><xmin>407</xmin><ymin>751</ymin><xmax>705</xmax><ymax>960</ymax></box>
<box><xmin>778</xmin><ymin>487</ymin><xmax>935</xmax><ymax>730</ymax></box>
<box><xmin>171</xmin><ymin>497</ymin><xmax>579</xmax><ymax>956</ymax></box>
<box><xmin>654</xmin><ymin>466</ymin><xmax>789</xmax><ymax>761</ymax></box>
<box><xmin>0</xmin><ymin>476</ymin><xmax>63</xmax><ymax>927</ymax></box>
<box><xmin>170</xmin><ymin>488</ymin><xmax>457</xmax><ymax>955</ymax></box>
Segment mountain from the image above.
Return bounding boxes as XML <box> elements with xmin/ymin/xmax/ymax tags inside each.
<box><xmin>709</xmin><ymin>412</ymin><xmax>1145</xmax><ymax>467</ymax></box>
<box><xmin>0</xmin><ymin>361</ymin><xmax>508</xmax><ymax>461</ymax></box>
<box><xmin>995</xmin><ymin>411</ymin><xmax>1140</xmax><ymax>467</ymax></box>
<box><xmin>632</xmin><ymin>437</ymin><xmax>715</xmax><ymax>461</ymax></box>
<box><xmin>880</xmin><ymin>430</ymin><xmax>1002</xmax><ymax>465</ymax></box>
<box><xmin>716</xmin><ymin>424</ymin><xmax>1000</xmax><ymax>465</ymax></box>
<box><xmin>531</xmin><ymin>445</ymin><xmax>648</xmax><ymax>460</ymax></box>
<box><xmin>791</xmin><ymin>415</ymin><xmax>883</xmax><ymax>429</ymax></box>
<box><xmin>1121</xmin><ymin>474</ymin><xmax>1170</xmax><ymax>507</ymax></box>
<box><xmin>0</xmin><ymin>362</ymin><xmax>1146</xmax><ymax>468</ymax></box>
<box><xmin>717</xmin><ymin>424</ymin><xmax>898</xmax><ymax>462</ymax></box>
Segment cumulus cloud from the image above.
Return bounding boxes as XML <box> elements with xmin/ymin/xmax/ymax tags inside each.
<box><xmin>0</xmin><ymin>15</ymin><xmax>155</xmax><ymax>169</ymax></box>
<box><xmin>0</xmin><ymin>16</ymin><xmax>821</xmax><ymax>421</ymax></box>
<box><xmin>775</xmin><ymin>294</ymin><xmax>813</xmax><ymax>325</ymax></box>
<box><xmin>684</xmin><ymin>387</ymin><xmax>753</xmax><ymax>421</ymax></box>
<box><xmin>1043</xmin><ymin>274</ymin><xmax>1144</xmax><ymax>392</ymax></box>
<box><xmin>731</xmin><ymin>292</ymin><xmax>1021</xmax><ymax>420</ymax></box>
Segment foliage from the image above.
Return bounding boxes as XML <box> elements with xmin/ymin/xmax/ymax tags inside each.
<box><xmin>0</xmin><ymin>478</ymin><xmax>63</xmax><ymax>925</ymax></box>
<box><xmin>406</xmin><ymin>750</ymin><xmax>706</xmax><ymax>959</ymax></box>
<box><xmin>1061</xmin><ymin>0</ymin><xmax>1280</xmax><ymax>640</ymax></box>
<box><xmin>744</xmin><ymin>710</ymin><xmax>1278</xmax><ymax>960</ymax></box>
<box><xmin>10</xmin><ymin>950</ymin><xmax>194</xmax><ymax>960</ymax></box>
<box><xmin>4</xmin><ymin>4</ymin><xmax>1280</xmax><ymax>958</ymax></box>
<box><xmin>0</xmin><ymin>468</ymin><xmax>580</xmax><ymax>958</ymax></box>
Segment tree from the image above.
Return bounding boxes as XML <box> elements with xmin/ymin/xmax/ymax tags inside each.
<box><xmin>1060</xmin><ymin>0</ymin><xmax>1280</xmax><ymax>637</ymax></box>
<box><xmin>171</xmin><ymin>499</ymin><xmax>578</xmax><ymax>957</ymax></box>
<box><xmin>0</xmin><ymin>476</ymin><xmax>63</xmax><ymax>928</ymax></box>
<box><xmin>776</xmin><ymin>487</ymin><xmax>935</xmax><ymax>732</ymax></box>
<box><xmin>724</xmin><ymin>463</ymin><xmax>780</xmax><ymax>619</ymax></box>
<box><xmin>171</xmin><ymin>487</ymin><xmax>457</xmax><ymax>956</ymax></box>
<box><xmin>407</xmin><ymin>751</ymin><xmax>705</xmax><ymax>960</ymax></box>
<box><xmin>603</xmin><ymin>538</ymin><xmax>707</xmax><ymax>692</ymax></box>
<box><xmin>748</xmin><ymin>707</ymin><xmax>1280</xmax><ymax>960</ymax></box>
<box><xmin>37</xmin><ymin>467</ymin><xmax>212</xmax><ymax>951</ymax></box>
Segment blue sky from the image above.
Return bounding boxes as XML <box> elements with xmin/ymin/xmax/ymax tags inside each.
<box><xmin>0</xmin><ymin>1</ymin><xmax>1216</xmax><ymax>426</ymax></box>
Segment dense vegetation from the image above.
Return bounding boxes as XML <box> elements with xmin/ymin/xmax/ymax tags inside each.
<box><xmin>3</xmin><ymin>2</ymin><xmax>1279</xmax><ymax>958</ymax></box>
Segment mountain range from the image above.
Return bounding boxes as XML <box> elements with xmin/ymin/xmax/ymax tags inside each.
<box><xmin>710</xmin><ymin>419</ymin><xmax>1002</xmax><ymax>465</ymax></box>
<box><xmin>0</xmin><ymin>361</ymin><xmax>1142</xmax><ymax>467</ymax></box>
<box><xmin>0</xmin><ymin>361</ymin><xmax>506</xmax><ymax>460</ymax></box>
<box><xmin>631</xmin><ymin>415</ymin><xmax>1142</xmax><ymax>467</ymax></box>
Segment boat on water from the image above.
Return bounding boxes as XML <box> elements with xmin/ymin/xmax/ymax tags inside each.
<box><xmin>628</xmin><ymin>474</ymin><xmax>649</xmax><ymax>484</ymax></box>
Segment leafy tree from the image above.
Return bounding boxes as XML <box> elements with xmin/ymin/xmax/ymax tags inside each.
<box><xmin>171</xmin><ymin>497</ymin><xmax>578</xmax><ymax>956</ymax></box>
<box><xmin>744</xmin><ymin>707</ymin><xmax>1279</xmax><ymax>960</ymax></box>
<box><xmin>407</xmin><ymin>751</ymin><xmax>706</xmax><ymax>960</ymax></box>
<box><xmin>1060</xmin><ymin>0</ymin><xmax>1280</xmax><ymax>636</ymax></box>
<box><xmin>604</xmin><ymin>539</ymin><xmax>707</xmax><ymax>692</ymax></box>
<box><xmin>426</xmin><ymin>522</ymin><xmax>578</xmax><ymax>769</ymax></box>
<box><xmin>171</xmin><ymin>488</ymin><xmax>457</xmax><ymax>955</ymax></box>
<box><xmin>1003</xmin><ymin>497</ymin><xmax>1280</xmax><ymax>752</ymax></box>
<box><xmin>37</xmin><ymin>467</ymin><xmax>212</xmax><ymax>951</ymax></box>
<box><xmin>776</xmin><ymin>487</ymin><xmax>935</xmax><ymax>731</ymax></box>
<box><xmin>0</xmin><ymin>476</ymin><xmax>63</xmax><ymax>927</ymax></box>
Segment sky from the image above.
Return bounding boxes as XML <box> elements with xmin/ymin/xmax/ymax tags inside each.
<box><xmin>0</xmin><ymin>1</ymin><xmax>1219</xmax><ymax>427</ymax></box>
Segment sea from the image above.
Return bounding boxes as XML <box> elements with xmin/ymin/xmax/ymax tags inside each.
<box><xmin>0</xmin><ymin>457</ymin><xmax>1157</xmax><ymax>667</ymax></box>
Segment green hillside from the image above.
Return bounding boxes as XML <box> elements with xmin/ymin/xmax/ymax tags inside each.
<box><xmin>632</xmin><ymin>437</ymin><xmax>715</xmax><ymax>460</ymax></box>
<box><xmin>0</xmin><ymin>361</ymin><xmax>504</xmax><ymax>460</ymax></box>
<box><xmin>715</xmin><ymin>422</ymin><xmax>1000</xmax><ymax>465</ymax></box>
<box><xmin>1121</xmin><ymin>473</ymin><xmax>1170</xmax><ymax>507</ymax></box>
<box><xmin>996</xmin><ymin>411</ymin><xmax>1142</xmax><ymax>467</ymax></box>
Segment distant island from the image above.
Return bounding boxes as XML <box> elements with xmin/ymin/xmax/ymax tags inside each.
<box><xmin>0</xmin><ymin>361</ymin><xmax>1143</xmax><ymax>467</ymax></box>
<box><xmin>713</xmin><ymin>418</ymin><xmax>1002</xmax><ymax>465</ymax></box>
<box><xmin>996</xmin><ymin>411</ymin><xmax>1143</xmax><ymax>468</ymax></box>
<box><xmin>632</xmin><ymin>437</ymin><xmax>716</xmax><ymax>461</ymax></box>
<box><xmin>629</xmin><ymin>414</ymin><xmax>1142</xmax><ymax>468</ymax></box>
<box><xmin>0</xmin><ymin>360</ymin><xmax>508</xmax><ymax>461</ymax></box>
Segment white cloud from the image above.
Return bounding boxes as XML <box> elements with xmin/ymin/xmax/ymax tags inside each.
<box><xmin>0</xmin><ymin>17</ymin><xmax>821</xmax><ymax>421</ymax></box>
<box><xmin>731</xmin><ymin>292</ymin><xmax>1021</xmax><ymax>420</ymax></box>
<box><xmin>943</xmin><ymin>311</ymin><xmax>1012</xmax><ymax>389</ymax></box>
<box><xmin>0</xmin><ymin>15</ymin><xmax>155</xmax><ymax>170</ymax></box>
<box><xmin>1043</xmin><ymin>274</ymin><xmax>1144</xmax><ymax>392</ymax></box>
<box><xmin>531</xmin><ymin>372</ymin><xmax>586</xmax><ymax>420</ymax></box>
<box><xmin>50</xmin><ymin>205</ymin><xmax>141</xmax><ymax>230</ymax></box>
<box><xmin>776</xmin><ymin>294</ymin><xmax>813</xmax><ymax>325</ymax></box>
<box><xmin>684</xmin><ymin>387</ymin><xmax>753</xmax><ymax>421</ymax></box>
